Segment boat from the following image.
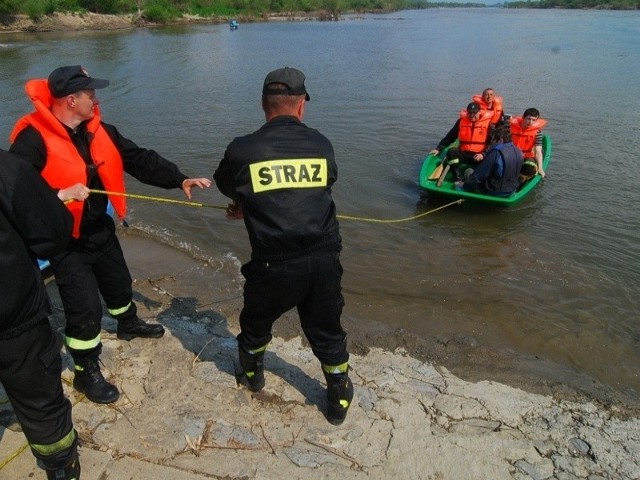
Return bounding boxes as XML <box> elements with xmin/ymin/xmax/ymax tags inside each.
<box><xmin>229</xmin><ymin>20</ymin><xmax>239</xmax><ymax>30</ymax></box>
<box><xmin>418</xmin><ymin>134</ymin><xmax>552</xmax><ymax>206</ymax></box>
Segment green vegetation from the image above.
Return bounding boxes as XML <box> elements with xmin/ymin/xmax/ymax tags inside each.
<box><xmin>1</xmin><ymin>0</ymin><xmax>634</xmax><ymax>23</ymax></box>
<box><xmin>505</xmin><ymin>0</ymin><xmax>638</xmax><ymax>8</ymax></box>
<box><xmin>0</xmin><ymin>0</ymin><xmax>434</xmax><ymax>23</ymax></box>
<box><xmin>0</xmin><ymin>0</ymin><xmax>500</xmax><ymax>20</ymax></box>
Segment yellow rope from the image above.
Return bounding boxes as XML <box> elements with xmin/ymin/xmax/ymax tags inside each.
<box><xmin>337</xmin><ymin>199</ymin><xmax>464</xmax><ymax>223</ymax></box>
<box><xmin>0</xmin><ymin>443</ymin><xmax>29</xmax><ymax>470</ymax></box>
<box><xmin>90</xmin><ymin>189</ymin><xmax>227</xmax><ymax>210</ymax></box>
<box><xmin>0</xmin><ymin>381</ymin><xmax>85</xmax><ymax>472</ymax></box>
<box><xmin>91</xmin><ymin>189</ymin><xmax>464</xmax><ymax>222</ymax></box>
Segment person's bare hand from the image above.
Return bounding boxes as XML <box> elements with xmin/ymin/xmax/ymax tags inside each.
<box><xmin>226</xmin><ymin>202</ymin><xmax>243</xmax><ymax>220</ymax></box>
<box><xmin>58</xmin><ymin>183</ymin><xmax>90</xmax><ymax>203</ymax></box>
<box><xmin>181</xmin><ymin>178</ymin><xmax>212</xmax><ymax>199</ymax></box>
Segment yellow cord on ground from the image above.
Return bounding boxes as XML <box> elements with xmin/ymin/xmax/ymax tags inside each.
<box><xmin>0</xmin><ymin>380</ymin><xmax>86</xmax><ymax>473</ymax></box>
<box><xmin>90</xmin><ymin>189</ymin><xmax>463</xmax><ymax>222</ymax></box>
<box><xmin>0</xmin><ymin>443</ymin><xmax>29</xmax><ymax>470</ymax></box>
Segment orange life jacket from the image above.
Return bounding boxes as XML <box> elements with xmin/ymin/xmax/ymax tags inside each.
<box><xmin>510</xmin><ymin>116</ymin><xmax>547</xmax><ymax>158</ymax></box>
<box><xmin>458</xmin><ymin>110</ymin><xmax>493</xmax><ymax>153</ymax></box>
<box><xmin>10</xmin><ymin>79</ymin><xmax>126</xmax><ymax>239</ymax></box>
<box><xmin>472</xmin><ymin>94</ymin><xmax>503</xmax><ymax>125</ymax></box>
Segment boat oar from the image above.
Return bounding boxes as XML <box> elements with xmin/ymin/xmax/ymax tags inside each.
<box><xmin>436</xmin><ymin>158</ymin><xmax>460</xmax><ymax>187</ymax></box>
<box><xmin>436</xmin><ymin>164</ymin><xmax>450</xmax><ymax>187</ymax></box>
<box><xmin>428</xmin><ymin>163</ymin><xmax>444</xmax><ymax>180</ymax></box>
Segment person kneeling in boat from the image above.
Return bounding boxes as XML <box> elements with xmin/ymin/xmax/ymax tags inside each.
<box><xmin>461</xmin><ymin>124</ymin><xmax>524</xmax><ymax>196</ymax></box>
<box><xmin>510</xmin><ymin>107</ymin><xmax>547</xmax><ymax>181</ymax></box>
<box><xmin>429</xmin><ymin>101</ymin><xmax>493</xmax><ymax>179</ymax></box>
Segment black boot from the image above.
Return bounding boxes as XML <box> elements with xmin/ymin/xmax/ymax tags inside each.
<box><xmin>117</xmin><ymin>316</ymin><xmax>165</xmax><ymax>341</ymax></box>
<box><xmin>324</xmin><ymin>369</ymin><xmax>354</xmax><ymax>426</ymax></box>
<box><xmin>38</xmin><ymin>431</ymin><xmax>81</xmax><ymax>480</ymax></box>
<box><xmin>72</xmin><ymin>351</ymin><xmax>119</xmax><ymax>404</ymax></box>
<box><xmin>237</xmin><ymin>345</ymin><xmax>265</xmax><ymax>392</ymax></box>
<box><xmin>44</xmin><ymin>451</ymin><xmax>81</xmax><ymax>480</ymax></box>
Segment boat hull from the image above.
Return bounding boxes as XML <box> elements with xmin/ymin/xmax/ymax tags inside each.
<box><xmin>418</xmin><ymin>135</ymin><xmax>552</xmax><ymax>206</ymax></box>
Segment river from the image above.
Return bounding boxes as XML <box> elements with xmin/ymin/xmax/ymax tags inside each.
<box><xmin>1</xmin><ymin>8</ymin><xmax>638</xmax><ymax>403</ymax></box>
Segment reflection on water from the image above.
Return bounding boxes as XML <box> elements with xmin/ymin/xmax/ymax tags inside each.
<box><xmin>0</xmin><ymin>9</ymin><xmax>638</xmax><ymax>401</ymax></box>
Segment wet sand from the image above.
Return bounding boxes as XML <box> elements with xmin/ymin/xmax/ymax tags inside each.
<box><xmin>2</xmin><ymin>227</ymin><xmax>639</xmax><ymax>479</ymax></box>
<box><xmin>118</xmin><ymin>228</ymin><xmax>640</xmax><ymax>413</ymax></box>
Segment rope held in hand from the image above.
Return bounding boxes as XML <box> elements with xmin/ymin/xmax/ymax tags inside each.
<box><xmin>89</xmin><ymin>189</ymin><xmax>464</xmax><ymax>223</ymax></box>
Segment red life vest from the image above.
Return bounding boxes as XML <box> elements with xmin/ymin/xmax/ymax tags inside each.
<box><xmin>458</xmin><ymin>110</ymin><xmax>493</xmax><ymax>153</ymax></box>
<box><xmin>472</xmin><ymin>94</ymin><xmax>503</xmax><ymax>125</ymax></box>
<box><xmin>510</xmin><ymin>116</ymin><xmax>547</xmax><ymax>157</ymax></box>
<box><xmin>10</xmin><ymin>79</ymin><xmax>126</xmax><ymax>238</ymax></box>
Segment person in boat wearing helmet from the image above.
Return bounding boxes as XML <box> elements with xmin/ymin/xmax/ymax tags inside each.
<box><xmin>9</xmin><ymin>65</ymin><xmax>211</xmax><ymax>405</ymax></box>
<box><xmin>0</xmin><ymin>150</ymin><xmax>81</xmax><ymax>479</ymax></box>
<box><xmin>214</xmin><ymin>67</ymin><xmax>353</xmax><ymax>426</ymax></box>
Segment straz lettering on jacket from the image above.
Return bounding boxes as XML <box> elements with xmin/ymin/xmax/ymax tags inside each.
<box><xmin>250</xmin><ymin>158</ymin><xmax>328</xmax><ymax>193</ymax></box>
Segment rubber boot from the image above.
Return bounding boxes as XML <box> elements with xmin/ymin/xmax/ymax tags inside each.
<box><xmin>116</xmin><ymin>316</ymin><xmax>165</xmax><ymax>341</ymax></box>
<box><xmin>323</xmin><ymin>369</ymin><xmax>354</xmax><ymax>426</ymax></box>
<box><xmin>44</xmin><ymin>452</ymin><xmax>81</xmax><ymax>480</ymax></box>
<box><xmin>72</xmin><ymin>349</ymin><xmax>119</xmax><ymax>404</ymax></box>
<box><xmin>237</xmin><ymin>345</ymin><xmax>265</xmax><ymax>392</ymax></box>
<box><xmin>39</xmin><ymin>441</ymin><xmax>81</xmax><ymax>480</ymax></box>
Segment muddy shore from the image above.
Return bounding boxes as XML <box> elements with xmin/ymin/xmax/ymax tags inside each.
<box><xmin>1</xmin><ymin>228</ymin><xmax>639</xmax><ymax>479</ymax></box>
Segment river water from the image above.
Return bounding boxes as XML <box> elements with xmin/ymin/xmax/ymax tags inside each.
<box><xmin>1</xmin><ymin>9</ymin><xmax>638</xmax><ymax>402</ymax></box>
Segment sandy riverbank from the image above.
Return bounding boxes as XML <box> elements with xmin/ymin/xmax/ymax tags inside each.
<box><xmin>1</xmin><ymin>229</ymin><xmax>639</xmax><ymax>479</ymax></box>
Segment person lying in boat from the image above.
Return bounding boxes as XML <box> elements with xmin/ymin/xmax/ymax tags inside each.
<box><xmin>509</xmin><ymin>107</ymin><xmax>547</xmax><ymax>181</ymax></box>
<box><xmin>472</xmin><ymin>87</ymin><xmax>503</xmax><ymax>126</ymax></box>
<box><xmin>461</xmin><ymin>124</ymin><xmax>523</xmax><ymax>196</ymax></box>
<box><xmin>429</xmin><ymin>101</ymin><xmax>493</xmax><ymax>179</ymax></box>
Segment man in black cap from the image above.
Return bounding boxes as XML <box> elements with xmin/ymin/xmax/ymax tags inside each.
<box><xmin>9</xmin><ymin>65</ymin><xmax>211</xmax><ymax>405</ymax></box>
<box><xmin>214</xmin><ymin>67</ymin><xmax>353</xmax><ymax>425</ymax></box>
<box><xmin>0</xmin><ymin>150</ymin><xmax>80</xmax><ymax>479</ymax></box>
<box><xmin>429</xmin><ymin>101</ymin><xmax>494</xmax><ymax>184</ymax></box>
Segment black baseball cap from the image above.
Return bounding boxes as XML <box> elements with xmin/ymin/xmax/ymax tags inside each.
<box><xmin>262</xmin><ymin>67</ymin><xmax>310</xmax><ymax>101</ymax></box>
<box><xmin>466</xmin><ymin>102</ymin><xmax>481</xmax><ymax>113</ymax></box>
<box><xmin>48</xmin><ymin>65</ymin><xmax>110</xmax><ymax>98</ymax></box>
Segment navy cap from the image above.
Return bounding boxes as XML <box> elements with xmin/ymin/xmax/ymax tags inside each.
<box><xmin>48</xmin><ymin>65</ymin><xmax>110</xmax><ymax>98</ymax></box>
<box><xmin>262</xmin><ymin>67</ymin><xmax>310</xmax><ymax>101</ymax></box>
<box><xmin>466</xmin><ymin>101</ymin><xmax>481</xmax><ymax>113</ymax></box>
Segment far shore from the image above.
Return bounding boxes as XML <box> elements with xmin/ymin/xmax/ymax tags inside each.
<box><xmin>0</xmin><ymin>10</ymin><xmax>356</xmax><ymax>34</ymax></box>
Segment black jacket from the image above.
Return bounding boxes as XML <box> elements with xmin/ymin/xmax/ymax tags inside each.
<box><xmin>10</xmin><ymin>122</ymin><xmax>188</xmax><ymax>247</ymax></box>
<box><xmin>0</xmin><ymin>150</ymin><xmax>72</xmax><ymax>338</ymax></box>
<box><xmin>214</xmin><ymin>116</ymin><xmax>341</xmax><ymax>261</ymax></box>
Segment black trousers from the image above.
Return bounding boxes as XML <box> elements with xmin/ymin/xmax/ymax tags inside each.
<box><xmin>446</xmin><ymin>148</ymin><xmax>478</xmax><ymax>164</ymax></box>
<box><xmin>238</xmin><ymin>250</ymin><xmax>349</xmax><ymax>367</ymax></box>
<box><xmin>50</xmin><ymin>231</ymin><xmax>134</xmax><ymax>346</ymax></box>
<box><xmin>0</xmin><ymin>320</ymin><xmax>75</xmax><ymax>465</ymax></box>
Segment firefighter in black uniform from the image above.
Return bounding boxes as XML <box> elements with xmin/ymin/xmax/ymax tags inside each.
<box><xmin>0</xmin><ymin>150</ymin><xmax>80</xmax><ymax>479</ymax></box>
<box><xmin>214</xmin><ymin>67</ymin><xmax>353</xmax><ymax>425</ymax></box>
<box><xmin>9</xmin><ymin>65</ymin><xmax>211</xmax><ymax>405</ymax></box>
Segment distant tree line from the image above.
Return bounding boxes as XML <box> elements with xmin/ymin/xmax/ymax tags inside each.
<box><xmin>0</xmin><ymin>0</ymin><xmax>433</xmax><ymax>21</ymax></box>
<box><xmin>505</xmin><ymin>0</ymin><xmax>638</xmax><ymax>8</ymax></box>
